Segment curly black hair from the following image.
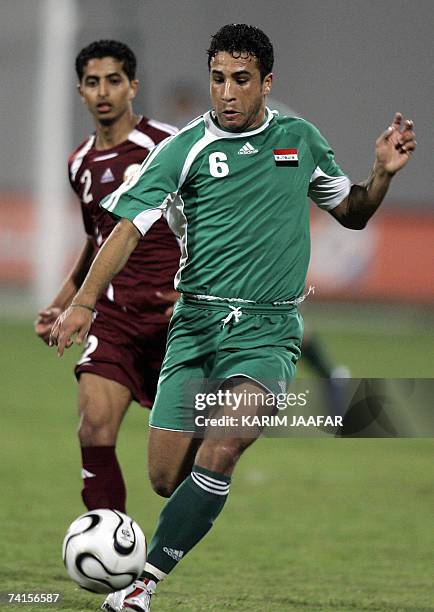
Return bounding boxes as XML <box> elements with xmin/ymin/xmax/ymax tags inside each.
<box><xmin>75</xmin><ymin>40</ymin><xmax>137</xmax><ymax>82</ymax></box>
<box><xmin>207</xmin><ymin>24</ymin><xmax>274</xmax><ymax>81</ymax></box>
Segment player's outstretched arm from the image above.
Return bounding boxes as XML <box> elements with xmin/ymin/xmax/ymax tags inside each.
<box><xmin>34</xmin><ymin>237</ymin><xmax>95</xmax><ymax>344</ymax></box>
<box><xmin>330</xmin><ymin>113</ymin><xmax>416</xmax><ymax>229</ymax></box>
<box><xmin>49</xmin><ymin>219</ymin><xmax>141</xmax><ymax>356</ymax></box>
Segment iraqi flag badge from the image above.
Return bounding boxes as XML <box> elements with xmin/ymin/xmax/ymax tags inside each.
<box><xmin>273</xmin><ymin>148</ymin><xmax>298</xmax><ymax>167</ymax></box>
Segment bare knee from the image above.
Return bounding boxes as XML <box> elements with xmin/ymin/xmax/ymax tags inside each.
<box><xmin>78</xmin><ymin>407</ymin><xmax>113</xmax><ymax>446</ymax></box>
<box><xmin>148</xmin><ymin>440</ymin><xmax>247</xmax><ymax>496</ymax></box>
<box><xmin>147</xmin><ymin>428</ymin><xmax>200</xmax><ymax>498</ymax></box>
<box><xmin>149</xmin><ymin>468</ymin><xmax>180</xmax><ymax>498</ymax></box>
<box><xmin>77</xmin><ymin>375</ymin><xmax>131</xmax><ymax>446</ymax></box>
<box><xmin>195</xmin><ymin>438</ymin><xmax>250</xmax><ymax>475</ymax></box>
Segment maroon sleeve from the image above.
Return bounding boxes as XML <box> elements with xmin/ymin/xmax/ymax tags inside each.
<box><xmin>68</xmin><ymin>151</ymin><xmax>93</xmax><ymax>237</ymax></box>
<box><xmin>80</xmin><ymin>201</ymin><xmax>94</xmax><ymax>236</ymax></box>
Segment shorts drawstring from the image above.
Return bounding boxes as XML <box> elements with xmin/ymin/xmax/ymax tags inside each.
<box><xmin>221</xmin><ymin>306</ymin><xmax>243</xmax><ymax>328</ymax></box>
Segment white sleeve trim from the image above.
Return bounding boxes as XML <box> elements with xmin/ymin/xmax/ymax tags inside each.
<box><xmin>147</xmin><ymin>118</ymin><xmax>179</xmax><ymax>136</ymax></box>
<box><xmin>70</xmin><ymin>135</ymin><xmax>95</xmax><ymax>181</ymax></box>
<box><xmin>128</xmin><ymin>129</ymin><xmax>156</xmax><ymax>150</ymax></box>
<box><xmin>133</xmin><ymin>207</ymin><xmax>164</xmax><ymax>236</ymax></box>
<box><xmin>309</xmin><ymin>166</ymin><xmax>352</xmax><ymax>210</ymax></box>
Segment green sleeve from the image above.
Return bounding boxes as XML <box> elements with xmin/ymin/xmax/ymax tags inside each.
<box><xmin>306</xmin><ymin>121</ymin><xmax>346</xmax><ymax>177</ymax></box>
<box><xmin>305</xmin><ymin>121</ymin><xmax>352</xmax><ymax>210</ymax></box>
<box><xmin>100</xmin><ymin>135</ymin><xmax>185</xmax><ymax>229</ymax></box>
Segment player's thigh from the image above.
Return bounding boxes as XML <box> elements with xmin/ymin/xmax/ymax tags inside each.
<box><xmin>148</xmin><ymin>427</ymin><xmax>201</xmax><ymax>497</ymax></box>
<box><xmin>78</xmin><ymin>373</ymin><xmax>133</xmax><ymax>446</ymax></box>
<box><xmin>194</xmin><ymin>377</ymin><xmax>272</xmax><ymax>476</ymax></box>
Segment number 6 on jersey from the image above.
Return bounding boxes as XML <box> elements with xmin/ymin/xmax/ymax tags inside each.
<box><xmin>209</xmin><ymin>152</ymin><xmax>229</xmax><ymax>177</ymax></box>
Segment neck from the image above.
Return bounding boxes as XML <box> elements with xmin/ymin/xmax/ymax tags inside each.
<box><xmin>248</xmin><ymin>106</ymin><xmax>267</xmax><ymax>131</ymax></box>
<box><xmin>94</xmin><ymin>109</ymin><xmax>140</xmax><ymax>150</ymax></box>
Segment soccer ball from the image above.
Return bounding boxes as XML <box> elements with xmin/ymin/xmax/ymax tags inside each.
<box><xmin>62</xmin><ymin>509</ymin><xmax>147</xmax><ymax>593</ymax></box>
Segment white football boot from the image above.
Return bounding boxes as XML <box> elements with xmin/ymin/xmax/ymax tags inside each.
<box><xmin>101</xmin><ymin>579</ymin><xmax>155</xmax><ymax>611</ymax></box>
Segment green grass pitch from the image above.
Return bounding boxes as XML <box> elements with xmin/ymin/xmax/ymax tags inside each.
<box><xmin>1</xmin><ymin>318</ymin><xmax>433</xmax><ymax>611</ymax></box>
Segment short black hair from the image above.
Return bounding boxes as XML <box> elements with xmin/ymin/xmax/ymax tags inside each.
<box><xmin>207</xmin><ymin>24</ymin><xmax>274</xmax><ymax>81</ymax></box>
<box><xmin>75</xmin><ymin>40</ymin><xmax>137</xmax><ymax>82</ymax></box>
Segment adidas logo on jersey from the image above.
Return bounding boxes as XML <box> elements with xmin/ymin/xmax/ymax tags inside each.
<box><xmin>100</xmin><ymin>167</ymin><xmax>115</xmax><ymax>183</ymax></box>
<box><xmin>163</xmin><ymin>547</ymin><xmax>184</xmax><ymax>561</ymax></box>
<box><xmin>238</xmin><ymin>142</ymin><xmax>258</xmax><ymax>155</ymax></box>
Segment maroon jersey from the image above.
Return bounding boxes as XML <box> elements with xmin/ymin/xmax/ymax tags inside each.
<box><xmin>68</xmin><ymin>117</ymin><xmax>179</xmax><ymax>321</ymax></box>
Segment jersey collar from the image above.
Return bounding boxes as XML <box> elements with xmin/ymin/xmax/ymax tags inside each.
<box><xmin>205</xmin><ymin>107</ymin><xmax>275</xmax><ymax>139</ymax></box>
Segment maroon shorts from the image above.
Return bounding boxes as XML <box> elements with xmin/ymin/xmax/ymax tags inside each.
<box><xmin>75</xmin><ymin>303</ymin><xmax>169</xmax><ymax>408</ymax></box>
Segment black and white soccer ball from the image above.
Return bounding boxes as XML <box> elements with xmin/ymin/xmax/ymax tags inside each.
<box><xmin>62</xmin><ymin>509</ymin><xmax>147</xmax><ymax>593</ymax></box>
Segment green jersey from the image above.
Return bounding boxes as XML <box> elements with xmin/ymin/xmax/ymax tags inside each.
<box><xmin>101</xmin><ymin>108</ymin><xmax>350</xmax><ymax>303</ymax></box>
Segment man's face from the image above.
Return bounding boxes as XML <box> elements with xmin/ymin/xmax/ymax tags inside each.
<box><xmin>78</xmin><ymin>57</ymin><xmax>138</xmax><ymax>125</ymax></box>
<box><xmin>210</xmin><ymin>51</ymin><xmax>272</xmax><ymax>132</ymax></box>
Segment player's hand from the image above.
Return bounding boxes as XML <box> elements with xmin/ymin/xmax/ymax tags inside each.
<box><xmin>34</xmin><ymin>307</ymin><xmax>62</xmax><ymax>344</ymax></box>
<box><xmin>49</xmin><ymin>305</ymin><xmax>93</xmax><ymax>357</ymax></box>
<box><xmin>156</xmin><ymin>290</ymin><xmax>180</xmax><ymax>318</ymax></box>
<box><xmin>375</xmin><ymin>113</ymin><xmax>416</xmax><ymax>176</ymax></box>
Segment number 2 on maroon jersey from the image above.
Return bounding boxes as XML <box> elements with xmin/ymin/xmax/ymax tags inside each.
<box><xmin>80</xmin><ymin>169</ymin><xmax>93</xmax><ymax>203</ymax></box>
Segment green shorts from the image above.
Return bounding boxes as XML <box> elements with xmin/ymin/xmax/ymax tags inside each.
<box><xmin>149</xmin><ymin>295</ymin><xmax>304</xmax><ymax>431</ymax></box>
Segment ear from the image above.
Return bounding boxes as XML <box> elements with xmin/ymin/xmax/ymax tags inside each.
<box><xmin>129</xmin><ymin>79</ymin><xmax>139</xmax><ymax>101</ymax></box>
<box><xmin>77</xmin><ymin>83</ymin><xmax>86</xmax><ymax>104</ymax></box>
<box><xmin>263</xmin><ymin>73</ymin><xmax>273</xmax><ymax>96</ymax></box>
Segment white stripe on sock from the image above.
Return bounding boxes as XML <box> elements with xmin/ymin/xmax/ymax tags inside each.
<box><xmin>192</xmin><ymin>472</ymin><xmax>230</xmax><ymax>490</ymax></box>
<box><xmin>193</xmin><ymin>471</ymin><xmax>231</xmax><ymax>488</ymax></box>
<box><xmin>191</xmin><ymin>473</ymin><xmax>230</xmax><ymax>496</ymax></box>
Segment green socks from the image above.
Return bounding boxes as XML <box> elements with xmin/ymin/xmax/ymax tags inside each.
<box><xmin>143</xmin><ymin>465</ymin><xmax>231</xmax><ymax>580</ymax></box>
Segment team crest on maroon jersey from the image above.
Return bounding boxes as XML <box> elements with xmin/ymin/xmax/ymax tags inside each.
<box><xmin>123</xmin><ymin>163</ymin><xmax>141</xmax><ymax>185</ymax></box>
